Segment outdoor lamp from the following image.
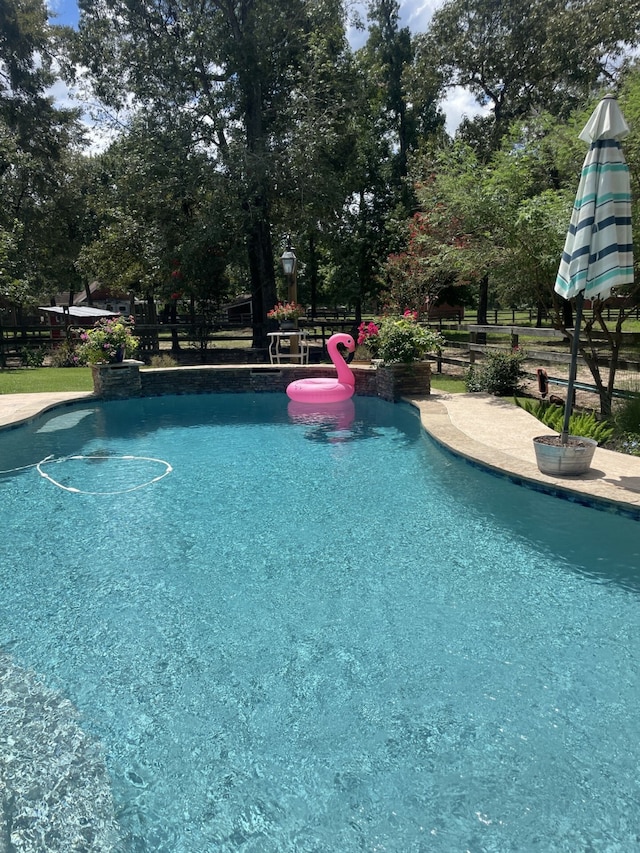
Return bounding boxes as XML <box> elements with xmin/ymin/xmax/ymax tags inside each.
<box><xmin>280</xmin><ymin>241</ymin><xmax>299</xmax><ymax>355</ymax></box>
<box><xmin>280</xmin><ymin>248</ymin><xmax>297</xmax><ymax>277</ymax></box>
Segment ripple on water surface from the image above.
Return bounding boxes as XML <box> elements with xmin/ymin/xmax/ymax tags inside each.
<box><xmin>0</xmin><ymin>393</ymin><xmax>639</xmax><ymax>852</ymax></box>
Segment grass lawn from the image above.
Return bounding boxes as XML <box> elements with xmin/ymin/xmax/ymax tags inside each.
<box><xmin>430</xmin><ymin>374</ymin><xmax>467</xmax><ymax>393</ymax></box>
<box><xmin>0</xmin><ymin>365</ymin><xmax>468</xmax><ymax>396</ymax></box>
<box><xmin>0</xmin><ymin>367</ymin><xmax>93</xmax><ymax>394</ymax></box>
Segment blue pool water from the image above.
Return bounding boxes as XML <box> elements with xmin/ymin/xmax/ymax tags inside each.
<box><xmin>1</xmin><ymin>393</ymin><xmax>639</xmax><ymax>852</ymax></box>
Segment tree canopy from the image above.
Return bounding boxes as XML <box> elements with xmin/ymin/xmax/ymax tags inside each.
<box><xmin>1</xmin><ymin>0</ymin><xmax>639</xmax><ymax>347</ymax></box>
<box><xmin>424</xmin><ymin>0</ymin><xmax>640</xmax><ymax>154</ymax></box>
<box><xmin>0</xmin><ymin>0</ymin><xmax>85</xmax><ymax>313</ymax></box>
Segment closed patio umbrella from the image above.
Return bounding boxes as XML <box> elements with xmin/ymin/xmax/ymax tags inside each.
<box><xmin>554</xmin><ymin>95</ymin><xmax>634</xmax><ymax>442</ymax></box>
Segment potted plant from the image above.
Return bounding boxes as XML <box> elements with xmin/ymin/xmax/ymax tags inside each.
<box><xmin>372</xmin><ymin>311</ymin><xmax>445</xmax><ymax>400</ymax></box>
<box><xmin>375</xmin><ymin>311</ymin><xmax>445</xmax><ymax>365</ymax></box>
<box><xmin>76</xmin><ymin>315</ymin><xmax>140</xmax><ymax>365</ymax></box>
<box><xmin>532</xmin><ymin>434</ymin><xmax>597</xmax><ymax>476</ymax></box>
<box><xmin>513</xmin><ymin>398</ymin><xmax>605</xmax><ymax>476</ymax></box>
<box><xmin>267</xmin><ymin>301</ymin><xmax>305</xmax><ymax>330</ymax></box>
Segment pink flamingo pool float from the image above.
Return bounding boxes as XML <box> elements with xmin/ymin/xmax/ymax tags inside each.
<box><xmin>286</xmin><ymin>333</ymin><xmax>356</xmax><ymax>403</ymax></box>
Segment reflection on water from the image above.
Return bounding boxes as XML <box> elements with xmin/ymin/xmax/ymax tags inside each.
<box><xmin>1</xmin><ymin>391</ymin><xmax>640</xmax><ymax>852</ymax></box>
<box><xmin>287</xmin><ymin>399</ymin><xmax>355</xmax><ymax>428</ymax></box>
<box><xmin>287</xmin><ymin>399</ymin><xmax>382</xmax><ymax>443</ymax></box>
<box><xmin>35</xmin><ymin>408</ymin><xmax>97</xmax><ymax>434</ymax></box>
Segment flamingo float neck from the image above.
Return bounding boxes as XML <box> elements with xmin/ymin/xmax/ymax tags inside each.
<box><xmin>327</xmin><ymin>334</ymin><xmax>355</xmax><ymax>385</ymax></box>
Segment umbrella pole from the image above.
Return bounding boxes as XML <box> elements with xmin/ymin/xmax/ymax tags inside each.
<box><xmin>561</xmin><ymin>290</ymin><xmax>584</xmax><ymax>444</ymax></box>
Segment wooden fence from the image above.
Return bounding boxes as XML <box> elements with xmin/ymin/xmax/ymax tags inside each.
<box><xmin>3</xmin><ymin>319</ymin><xmax>640</xmax><ymax>397</ymax></box>
<box><xmin>433</xmin><ymin>325</ymin><xmax>640</xmax><ymax>399</ymax></box>
<box><xmin>0</xmin><ymin>318</ymin><xmax>361</xmax><ymax>366</ymax></box>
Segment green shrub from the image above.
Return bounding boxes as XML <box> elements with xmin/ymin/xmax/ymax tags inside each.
<box><xmin>612</xmin><ymin>392</ymin><xmax>640</xmax><ymax>436</ymax></box>
<box><xmin>465</xmin><ymin>349</ymin><xmax>526</xmax><ymax>396</ymax></box>
<box><xmin>49</xmin><ymin>341</ymin><xmax>81</xmax><ymax>367</ymax></box>
<box><xmin>514</xmin><ymin>397</ymin><xmax>614</xmax><ymax>443</ymax></box>
<box><xmin>375</xmin><ymin>314</ymin><xmax>445</xmax><ymax>364</ymax></box>
<box><xmin>20</xmin><ymin>346</ymin><xmax>46</xmax><ymax>368</ymax></box>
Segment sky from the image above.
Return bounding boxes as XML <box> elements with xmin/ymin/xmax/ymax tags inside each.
<box><xmin>46</xmin><ymin>0</ymin><xmax>488</xmax><ymax>143</ymax></box>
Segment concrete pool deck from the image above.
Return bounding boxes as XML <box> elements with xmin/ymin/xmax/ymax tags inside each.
<box><xmin>1</xmin><ymin>389</ymin><xmax>640</xmax><ymax>517</ymax></box>
<box><xmin>410</xmin><ymin>392</ymin><xmax>640</xmax><ymax>517</ymax></box>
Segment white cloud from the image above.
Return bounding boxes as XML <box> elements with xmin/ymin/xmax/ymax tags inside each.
<box><xmin>47</xmin><ymin>63</ymin><xmax>126</xmax><ymax>154</ymax></box>
<box><xmin>48</xmin><ymin>77</ymin><xmax>76</xmax><ymax>110</ymax></box>
<box><xmin>400</xmin><ymin>0</ymin><xmax>441</xmax><ymax>33</ymax></box>
<box><xmin>442</xmin><ymin>86</ymin><xmax>492</xmax><ymax>136</ymax></box>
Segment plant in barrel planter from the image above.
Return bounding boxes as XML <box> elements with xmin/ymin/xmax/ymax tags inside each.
<box><xmin>517</xmin><ymin>399</ymin><xmax>608</xmax><ymax>477</ymax></box>
<box><xmin>76</xmin><ymin>315</ymin><xmax>140</xmax><ymax>365</ymax></box>
<box><xmin>372</xmin><ymin>311</ymin><xmax>445</xmax><ymax>400</ymax></box>
<box><xmin>267</xmin><ymin>301</ymin><xmax>305</xmax><ymax>330</ymax></box>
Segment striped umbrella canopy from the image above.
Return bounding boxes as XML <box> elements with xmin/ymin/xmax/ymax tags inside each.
<box><xmin>555</xmin><ymin>95</ymin><xmax>633</xmax><ymax>301</ymax></box>
<box><xmin>554</xmin><ymin>96</ymin><xmax>633</xmax><ymax>443</ymax></box>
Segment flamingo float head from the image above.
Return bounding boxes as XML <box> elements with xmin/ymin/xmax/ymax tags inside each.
<box><xmin>328</xmin><ymin>333</ymin><xmax>356</xmax><ymax>356</ymax></box>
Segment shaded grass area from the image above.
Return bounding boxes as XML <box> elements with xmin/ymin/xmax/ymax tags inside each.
<box><xmin>0</xmin><ymin>367</ymin><xmax>93</xmax><ymax>394</ymax></box>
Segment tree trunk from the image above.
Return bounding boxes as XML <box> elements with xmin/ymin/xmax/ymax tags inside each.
<box><xmin>582</xmin><ymin>304</ymin><xmax>626</xmax><ymax>419</ymax></box>
<box><xmin>145</xmin><ymin>291</ymin><xmax>158</xmax><ymax>352</ymax></box>
<box><xmin>354</xmin><ymin>298</ymin><xmax>362</xmax><ymax>327</ymax></box>
<box><xmin>247</xmin><ymin>215</ymin><xmax>276</xmax><ymax>349</ymax></box>
<box><xmin>308</xmin><ymin>230</ymin><xmax>318</xmax><ymax>318</ymax></box>
<box><xmin>476</xmin><ymin>273</ymin><xmax>489</xmax><ymax>344</ymax></box>
<box><xmin>476</xmin><ymin>274</ymin><xmax>489</xmax><ymax>324</ymax></box>
<box><xmin>241</xmin><ymin>53</ymin><xmax>277</xmax><ymax>350</ymax></box>
<box><xmin>169</xmin><ymin>298</ymin><xmax>180</xmax><ymax>353</ymax></box>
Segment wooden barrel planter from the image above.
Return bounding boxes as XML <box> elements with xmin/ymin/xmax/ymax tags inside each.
<box><xmin>532</xmin><ymin>434</ymin><xmax>597</xmax><ymax>476</ymax></box>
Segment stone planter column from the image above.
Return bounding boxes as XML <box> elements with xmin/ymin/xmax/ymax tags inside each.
<box><xmin>91</xmin><ymin>361</ymin><xmax>143</xmax><ymax>399</ymax></box>
<box><xmin>376</xmin><ymin>362</ymin><xmax>431</xmax><ymax>401</ymax></box>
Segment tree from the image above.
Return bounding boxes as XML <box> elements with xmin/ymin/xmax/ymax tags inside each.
<box><xmin>424</xmin><ymin>0</ymin><xmax>640</xmax><ymax>154</ymax></box>
<box><xmin>1</xmin><ymin>0</ymin><xmax>84</xmax><ymax>310</ymax></box>
<box><xmin>73</xmin><ymin>0</ymin><xmax>343</xmax><ymax>346</ymax></box>
<box><xmin>409</xmin><ymin>143</ymin><xmax>509</xmax><ymax>324</ymax></box>
<box><xmin>268</xmin><ymin>0</ymin><xmax>365</xmax><ymax>316</ymax></box>
<box><xmin>360</xmin><ymin>0</ymin><xmax>444</xmax><ymax>210</ymax></box>
<box><xmin>76</xmin><ymin>116</ymin><xmax>242</xmax><ymax>335</ymax></box>
<box><xmin>303</xmin><ymin>1</ymin><xmax>447</xmax><ymax>323</ymax></box>
<box><xmin>406</xmin><ymin>114</ymin><xmax>582</xmax><ymax>327</ymax></box>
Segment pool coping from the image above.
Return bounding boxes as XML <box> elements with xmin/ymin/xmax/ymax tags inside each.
<box><xmin>407</xmin><ymin>393</ymin><xmax>640</xmax><ymax>520</ymax></box>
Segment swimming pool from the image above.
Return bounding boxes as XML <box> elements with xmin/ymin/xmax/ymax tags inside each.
<box><xmin>1</xmin><ymin>393</ymin><xmax>639</xmax><ymax>852</ymax></box>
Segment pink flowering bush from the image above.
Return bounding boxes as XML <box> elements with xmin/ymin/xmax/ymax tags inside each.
<box><xmin>357</xmin><ymin>321</ymin><xmax>381</xmax><ymax>355</ymax></box>
<box><xmin>359</xmin><ymin>311</ymin><xmax>444</xmax><ymax>364</ymax></box>
<box><xmin>76</xmin><ymin>315</ymin><xmax>139</xmax><ymax>364</ymax></box>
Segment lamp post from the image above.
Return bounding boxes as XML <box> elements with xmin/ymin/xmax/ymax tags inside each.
<box><xmin>280</xmin><ymin>243</ymin><xmax>297</xmax><ymax>304</ymax></box>
<box><xmin>280</xmin><ymin>240</ymin><xmax>299</xmax><ymax>357</ymax></box>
